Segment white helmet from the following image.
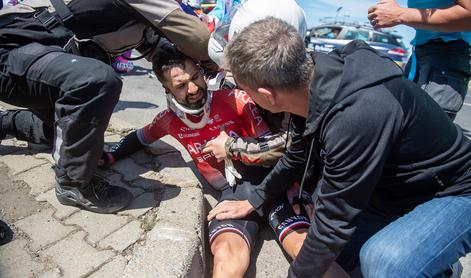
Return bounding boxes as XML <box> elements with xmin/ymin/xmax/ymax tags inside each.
<box><xmin>208</xmin><ymin>0</ymin><xmax>307</xmax><ymax>67</ymax></box>
<box><xmin>166</xmin><ymin>91</ymin><xmax>213</xmax><ymax>129</ymax></box>
<box><xmin>229</xmin><ymin>0</ymin><xmax>307</xmax><ymax>40</ymax></box>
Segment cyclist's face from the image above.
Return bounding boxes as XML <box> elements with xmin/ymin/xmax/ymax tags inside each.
<box><xmin>164</xmin><ymin>59</ymin><xmax>207</xmax><ymax>109</ymax></box>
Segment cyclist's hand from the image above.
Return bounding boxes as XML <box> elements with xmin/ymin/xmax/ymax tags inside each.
<box><xmin>98</xmin><ymin>152</ymin><xmax>116</xmax><ymax>168</ymax></box>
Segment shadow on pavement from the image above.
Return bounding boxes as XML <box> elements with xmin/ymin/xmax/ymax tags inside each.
<box><xmin>119</xmin><ymin>65</ymin><xmax>153</xmax><ymax>77</ymax></box>
<box><xmin>113</xmin><ymin>100</ymin><xmax>158</xmax><ymax>113</ymax></box>
<box><xmin>102</xmin><ymin>139</ymin><xmax>201</xmax><ymax>212</ymax></box>
<box><xmin>0</xmin><ymin>137</ymin><xmax>51</xmax><ymax>156</ymax></box>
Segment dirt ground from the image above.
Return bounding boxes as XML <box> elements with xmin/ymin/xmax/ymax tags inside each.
<box><xmin>0</xmin><ymin>162</ymin><xmax>45</xmax><ymax>235</ymax></box>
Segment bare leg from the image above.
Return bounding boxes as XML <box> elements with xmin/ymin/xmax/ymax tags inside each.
<box><xmin>281</xmin><ymin>228</ymin><xmax>308</xmax><ymax>259</ymax></box>
<box><xmin>282</xmin><ymin>229</ymin><xmax>350</xmax><ymax>278</ymax></box>
<box><xmin>211</xmin><ymin>232</ymin><xmax>251</xmax><ymax>278</ymax></box>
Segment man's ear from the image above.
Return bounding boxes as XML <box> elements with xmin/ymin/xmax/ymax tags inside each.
<box><xmin>257</xmin><ymin>87</ymin><xmax>276</xmax><ymax>105</ymax></box>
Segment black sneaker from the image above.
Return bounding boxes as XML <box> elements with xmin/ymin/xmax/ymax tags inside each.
<box><xmin>55</xmin><ymin>175</ymin><xmax>133</xmax><ymax>214</ymax></box>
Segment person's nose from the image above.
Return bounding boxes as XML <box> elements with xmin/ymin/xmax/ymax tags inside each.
<box><xmin>188</xmin><ymin>82</ymin><xmax>198</xmax><ymax>94</ymax></box>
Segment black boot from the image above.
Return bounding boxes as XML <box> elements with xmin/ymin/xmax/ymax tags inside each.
<box><xmin>55</xmin><ymin>175</ymin><xmax>133</xmax><ymax>214</ymax></box>
<box><xmin>0</xmin><ymin>220</ymin><xmax>13</xmax><ymax>246</ymax></box>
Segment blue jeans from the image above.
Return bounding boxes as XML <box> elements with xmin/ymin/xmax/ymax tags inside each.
<box><xmin>358</xmin><ymin>196</ymin><xmax>471</xmax><ymax>278</ymax></box>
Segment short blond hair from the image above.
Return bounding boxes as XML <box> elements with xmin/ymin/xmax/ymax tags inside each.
<box><xmin>225</xmin><ymin>17</ymin><xmax>313</xmax><ymax>91</ymax></box>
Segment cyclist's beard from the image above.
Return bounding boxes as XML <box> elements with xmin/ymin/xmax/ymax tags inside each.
<box><xmin>183</xmin><ymin>87</ymin><xmax>207</xmax><ymax>110</ymax></box>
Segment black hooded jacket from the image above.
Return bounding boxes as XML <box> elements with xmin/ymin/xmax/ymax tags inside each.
<box><xmin>247</xmin><ymin>41</ymin><xmax>471</xmax><ymax>277</ymax></box>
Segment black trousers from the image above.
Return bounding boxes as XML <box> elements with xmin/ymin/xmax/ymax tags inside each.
<box><xmin>0</xmin><ymin>43</ymin><xmax>122</xmax><ymax>188</ymax></box>
<box><xmin>1</xmin><ymin>109</ymin><xmax>53</xmax><ymax>145</ymax></box>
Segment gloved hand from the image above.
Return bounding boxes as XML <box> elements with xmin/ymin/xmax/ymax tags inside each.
<box><xmin>286</xmin><ymin>182</ymin><xmax>314</xmax><ymax>220</ymax></box>
<box><xmin>97</xmin><ymin>152</ymin><xmax>116</xmax><ymax>168</ymax></box>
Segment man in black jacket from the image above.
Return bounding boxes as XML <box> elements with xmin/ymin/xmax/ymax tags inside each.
<box><xmin>0</xmin><ymin>0</ymin><xmax>216</xmax><ymax>213</ymax></box>
<box><xmin>208</xmin><ymin>17</ymin><xmax>471</xmax><ymax>277</ymax></box>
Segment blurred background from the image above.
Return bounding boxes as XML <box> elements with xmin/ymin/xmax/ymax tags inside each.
<box><xmin>298</xmin><ymin>0</ymin><xmax>414</xmax><ymax>50</ymax></box>
<box><xmin>298</xmin><ymin>0</ymin><xmax>414</xmax><ymax>68</ymax></box>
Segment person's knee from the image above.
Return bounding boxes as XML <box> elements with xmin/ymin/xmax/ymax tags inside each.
<box><xmin>211</xmin><ymin>233</ymin><xmax>250</xmax><ymax>271</ymax></box>
<box><xmin>211</xmin><ymin>233</ymin><xmax>250</xmax><ymax>277</ymax></box>
<box><xmin>360</xmin><ymin>236</ymin><xmax>413</xmax><ymax>277</ymax></box>
<box><xmin>87</xmin><ymin>62</ymin><xmax>122</xmax><ymax>101</ymax></box>
<box><xmin>63</xmin><ymin>57</ymin><xmax>122</xmax><ymax>105</ymax></box>
<box><xmin>212</xmin><ymin>234</ymin><xmax>248</xmax><ymax>261</ymax></box>
<box><xmin>62</xmin><ymin>60</ymin><xmax>122</xmax><ymax>120</ymax></box>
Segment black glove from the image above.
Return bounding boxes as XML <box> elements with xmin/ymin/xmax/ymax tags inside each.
<box><xmin>98</xmin><ymin>151</ymin><xmax>116</xmax><ymax>168</ymax></box>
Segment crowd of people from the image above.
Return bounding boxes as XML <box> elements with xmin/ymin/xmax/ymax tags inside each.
<box><xmin>0</xmin><ymin>0</ymin><xmax>471</xmax><ymax>277</ymax></box>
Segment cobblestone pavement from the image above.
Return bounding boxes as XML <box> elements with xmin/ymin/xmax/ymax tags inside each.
<box><xmin>0</xmin><ymin>126</ymin><xmax>205</xmax><ymax>278</ymax></box>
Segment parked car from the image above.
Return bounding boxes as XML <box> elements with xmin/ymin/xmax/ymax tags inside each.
<box><xmin>306</xmin><ymin>23</ymin><xmax>408</xmax><ymax>67</ymax></box>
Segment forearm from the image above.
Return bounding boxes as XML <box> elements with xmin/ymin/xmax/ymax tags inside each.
<box><xmin>247</xmin><ymin>116</ymin><xmax>308</xmax><ymax>214</ymax></box>
<box><xmin>227</xmin><ymin>132</ymin><xmax>289</xmax><ymax>167</ymax></box>
<box><xmin>248</xmin><ymin>142</ymin><xmax>307</xmax><ymax>215</ymax></box>
<box><xmin>248</xmin><ymin>164</ymin><xmax>299</xmax><ymax>216</ymax></box>
<box><xmin>399</xmin><ymin>4</ymin><xmax>471</xmax><ymax>31</ymax></box>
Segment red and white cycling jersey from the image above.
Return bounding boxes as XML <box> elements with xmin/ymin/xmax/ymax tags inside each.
<box><xmin>137</xmin><ymin>89</ymin><xmax>271</xmax><ymax>190</ymax></box>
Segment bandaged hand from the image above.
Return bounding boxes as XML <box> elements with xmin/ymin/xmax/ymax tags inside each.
<box><xmin>202</xmin><ymin>130</ymin><xmax>230</xmax><ymax>162</ymax></box>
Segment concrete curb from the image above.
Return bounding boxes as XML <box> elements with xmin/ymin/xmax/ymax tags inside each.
<box><xmin>123</xmin><ymin>194</ymin><xmax>204</xmax><ymax>277</ymax></box>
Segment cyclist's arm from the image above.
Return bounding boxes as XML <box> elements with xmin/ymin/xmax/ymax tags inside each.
<box><xmin>226</xmin><ymin>131</ymin><xmax>289</xmax><ymax>167</ymax></box>
<box><xmin>103</xmin><ymin>131</ymin><xmax>144</xmax><ymax>165</ymax></box>
<box><xmin>233</xmin><ymin>89</ymin><xmax>283</xmax><ymax>166</ymax></box>
<box><xmin>104</xmin><ymin>112</ymin><xmax>168</xmax><ymax>165</ymax></box>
